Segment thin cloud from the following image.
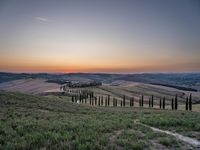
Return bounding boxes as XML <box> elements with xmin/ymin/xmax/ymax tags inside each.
<box><xmin>34</xmin><ymin>17</ymin><xmax>49</xmax><ymax>22</ymax></box>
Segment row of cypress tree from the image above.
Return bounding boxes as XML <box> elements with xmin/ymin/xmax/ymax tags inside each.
<box><xmin>72</xmin><ymin>93</ymin><xmax>193</xmax><ymax>111</ymax></box>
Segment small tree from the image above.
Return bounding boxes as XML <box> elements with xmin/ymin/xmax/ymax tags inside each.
<box><xmin>108</xmin><ymin>95</ymin><xmax>110</xmax><ymax>106</ymax></box>
<box><xmin>171</xmin><ymin>98</ymin><xmax>174</xmax><ymax>110</ymax></box>
<box><xmin>89</xmin><ymin>94</ymin><xmax>92</xmax><ymax>105</ymax></box>
<box><xmin>162</xmin><ymin>97</ymin><xmax>165</xmax><ymax>109</ymax></box>
<box><xmin>186</xmin><ymin>97</ymin><xmax>188</xmax><ymax>110</ymax></box>
<box><xmin>189</xmin><ymin>94</ymin><xmax>192</xmax><ymax>111</ymax></box>
<box><xmin>149</xmin><ymin>98</ymin><xmax>151</xmax><ymax>108</ymax></box>
<box><xmin>123</xmin><ymin>95</ymin><xmax>125</xmax><ymax>107</ymax></box>
<box><xmin>141</xmin><ymin>95</ymin><xmax>144</xmax><ymax>107</ymax></box>
<box><xmin>151</xmin><ymin>95</ymin><xmax>154</xmax><ymax>108</ymax></box>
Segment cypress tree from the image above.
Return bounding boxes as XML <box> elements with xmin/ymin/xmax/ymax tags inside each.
<box><xmin>89</xmin><ymin>94</ymin><xmax>92</xmax><ymax>105</ymax></box>
<box><xmin>141</xmin><ymin>95</ymin><xmax>144</xmax><ymax>107</ymax></box>
<box><xmin>121</xmin><ymin>100</ymin><xmax>122</xmax><ymax>107</ymax></box>
<box><xmin>72</xmin><ymin>96</ymin><xmax>74</xmax><ymax>103</ymax></box>
<box><xmin>149</xmin><ymin>98</ymin><xmax>151</xmax><ymax>108</ymax></box>
<box><xmin>101</xmin><ymin>96</ymin><xmax>103</xmax><ymax>106</ymax></box>
<box><xmin>163</xmin><ymin>97</ymin><xmax>165</xmax><ymax>109</ymax></box>
<box><xmin>186</xmin><ymin>97</ymin><xmax>188</xmax><ymax>110</ymax></box>
<box><xmin>171</xmin><ymin>98</ymin><xmax>174</xmax><ymax>110</ymax></box>
<box><xmin>151</xmin><ymin>95</ymin><xmax>154</xmax><ymax>108</ymax></box>
<box><xmin>108</xmin><ymin>95</ymin><xmax>110</xmax><ymax>106</ymax></box>
<box><xmin>123</xmin><ymin>95</ymin><xmax>125</xmax><ymax>107</ymax></box>
<box><xmin>189</xmin><ymin>94</ymin><xmax>192</xmax><ymax>111</ymax></box>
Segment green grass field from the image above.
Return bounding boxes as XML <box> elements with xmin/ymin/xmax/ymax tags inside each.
<box><xmin>0</xmin><ymin>91</ymin><xmax>200</xmax><ymax>149</ymax></box>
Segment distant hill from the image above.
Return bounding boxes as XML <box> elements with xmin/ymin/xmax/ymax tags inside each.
<box><xmin>0</xmin><ymin>72</ymin><xmax>200</xmax><ymax>91</ymax></box>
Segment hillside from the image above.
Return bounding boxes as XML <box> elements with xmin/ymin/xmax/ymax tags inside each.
<box><xmin>1</xmin><ymin>72</ymin><xmax>200</xmax><ymax>91</ymax></box>
<box><xmin>0</xmin><ymin>78</ymin><xmax>60</xmax><ymax>94</ymax></box>
<box><xmin>0</xmin><ymin>91</ymin><xmax>200</xmax><ymax>149</ymax></box>
<box><xmin>1</xmin><ymin>77</ymin><xmax>200</xmax><ymax>106</ymax></box>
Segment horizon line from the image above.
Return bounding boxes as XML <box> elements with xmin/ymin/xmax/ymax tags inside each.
<box><xmin>1</xmin><ymin>71</ymin><xmax>200</xmax><ymax>75</ymax></box>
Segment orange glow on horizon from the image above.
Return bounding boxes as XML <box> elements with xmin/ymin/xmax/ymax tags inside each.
<box><xmin>0</xmin><ymin>50</ymin><xmax>199</xmax><ymax>73</ymax></box>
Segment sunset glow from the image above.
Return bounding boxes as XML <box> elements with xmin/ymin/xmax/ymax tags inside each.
<box><xmin>0</xmin><ymin>0</ymin><xmax>200</xmax><ymax>73</ymax></box>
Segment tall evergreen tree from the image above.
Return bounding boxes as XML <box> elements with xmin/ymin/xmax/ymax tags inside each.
<box><xmin>186</xmin><ymin>97</ymin><xmax>188</xmax><ymax>110</ymax></box>
<box><xmin>171</xmin><ymin>98</ymin><xmax>174</xmax><ymax>110</ymax></box>
<box><xmin>141</xmin><ymin>95</ymin><xmax>144</xmax><ymax>107</ymax></box>
<box><xmin>108</xmin><ymin>95</ymin><xmax>110</xmax><ymax>106</ymax></box>
<box><xmin>189</xmin><ymin>94</ymin><xmax>192</xmax><ymax>111</ymax></box>
<box><xmin>123</xmin><ymin>95</ymin><xmax>125</xmax><ymax>107</ymax></box>
<box><xmin>163</xmin><ymin>97</ymin><xmax>165</xmax><ymax>109</ymax></box>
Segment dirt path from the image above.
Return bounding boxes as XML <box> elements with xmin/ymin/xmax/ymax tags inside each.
<box><xmin>134</xmin><ymin>120</ymin><xmax>200</xmax><ymax>148</ymax></box>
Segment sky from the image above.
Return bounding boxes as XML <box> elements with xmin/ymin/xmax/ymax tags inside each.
<box><xmin>0</xmin><ymin>0</ymin><xmax>200</xmax><ymax>73</ymax></box>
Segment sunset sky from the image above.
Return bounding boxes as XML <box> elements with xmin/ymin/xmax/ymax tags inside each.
<box><xmin>0</xmin><ymin>0</ymin><xmax>200</xmax><ymax>73</ymax></box>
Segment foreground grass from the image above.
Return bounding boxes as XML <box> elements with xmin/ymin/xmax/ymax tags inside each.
<box><xmin>0</xmin><ymin>91</ymin><xmax>199</xmax><ymax>149</ymax></box>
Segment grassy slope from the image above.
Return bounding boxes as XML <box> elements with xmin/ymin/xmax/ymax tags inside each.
<box><xmin>0</xmin><ymin>91</ymin><xmax>200</xmax><ymax>150</ymax></box>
